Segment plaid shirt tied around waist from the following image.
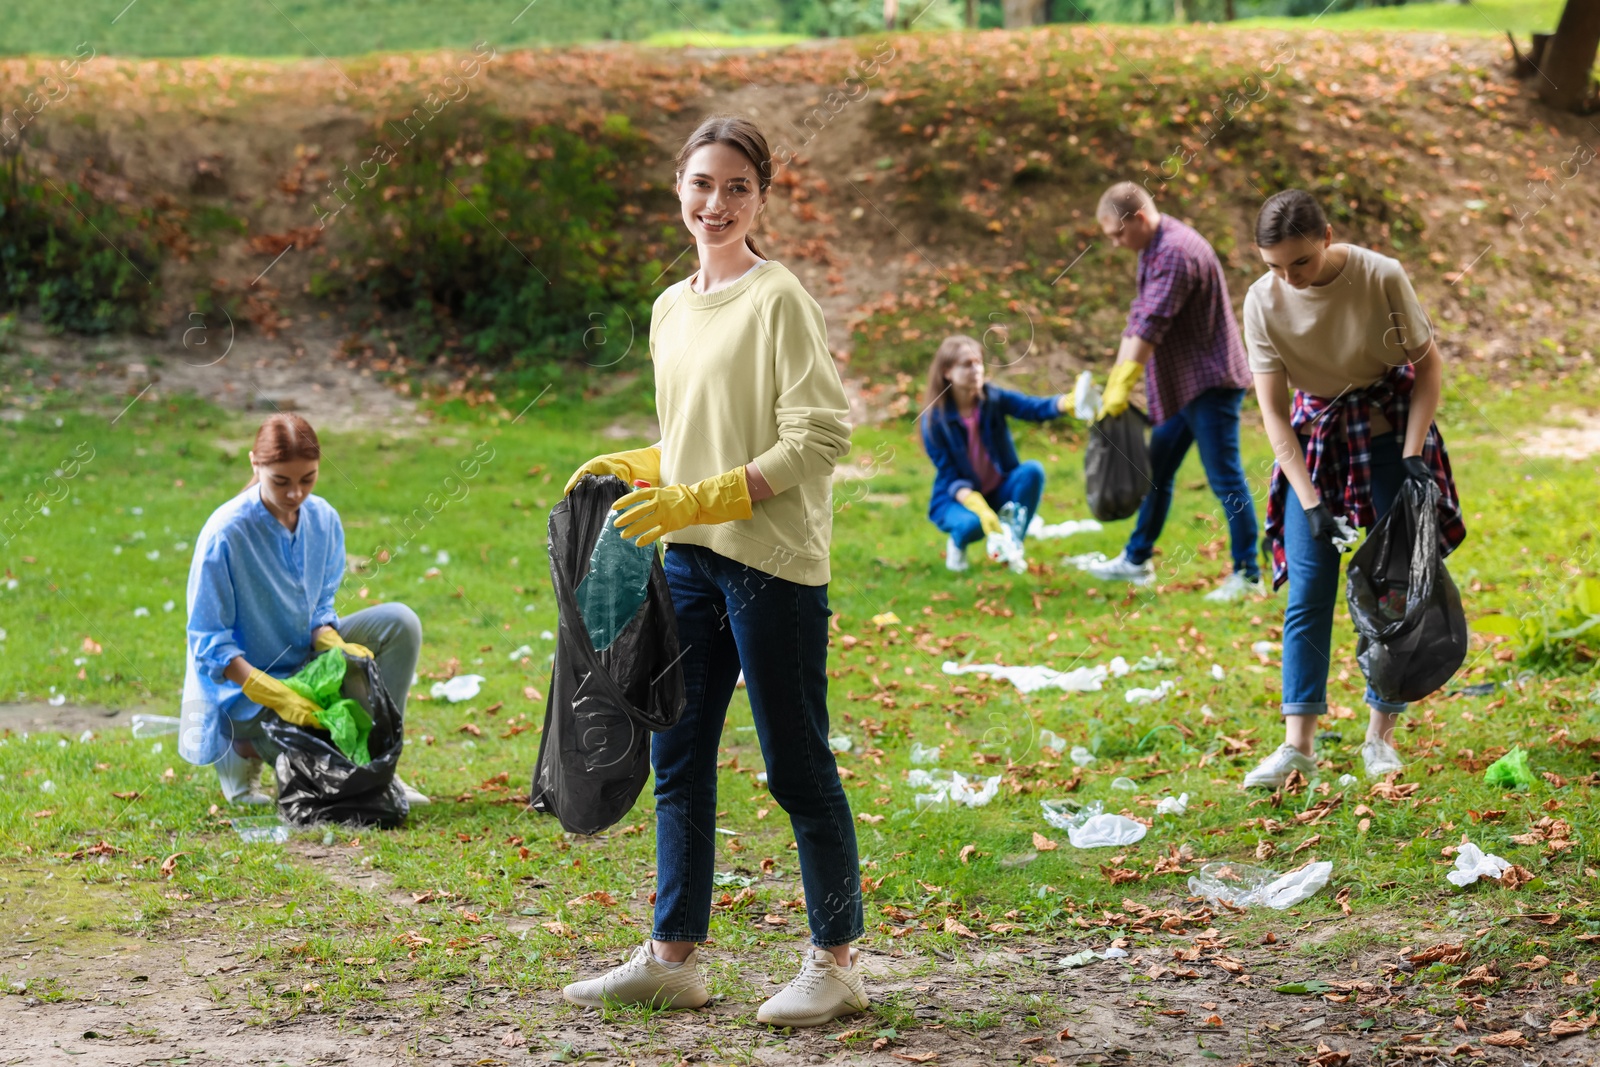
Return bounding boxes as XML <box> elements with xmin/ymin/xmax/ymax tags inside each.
<box><xmin>1264</xmin><ymin>361</ymin><xmax>1466</xmax><ymax>590</ymax></box>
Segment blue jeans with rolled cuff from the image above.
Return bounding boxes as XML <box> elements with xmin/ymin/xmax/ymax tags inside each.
<box><xmin>1280</xmin><ymin>431</ymin><xmax>1407</xmax><ymax>718</ymax></box>
<box><xmin>651</xmin><ymin>544</ymin><xmax>863</xmax><ymax>948</ymax></box>
<box><xmin>929</xmin><ymin>460</ymin><xmax>1045</xmax><ymax>549</ymax></box>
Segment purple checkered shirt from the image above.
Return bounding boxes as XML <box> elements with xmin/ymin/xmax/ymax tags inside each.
<box><xmin>1124</xmin><ymin>216</ymin><xmax>1251</xmax><ymax>424</ymax></box>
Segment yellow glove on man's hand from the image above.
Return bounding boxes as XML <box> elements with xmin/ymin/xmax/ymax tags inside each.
<box><xmin>959</xmin><ymin>491</ymin><xmax>1004</xmax><ymax>537</ymax></box>
<box><xmin>313</xmin><ymin>628</ymin><xmax>373</xmax><ymax>660</ymax></box>
<box><xmin>564</xmin><ymin>446</ymin><xmax>662</xmax><ymax>497</ymax></box>
<box><xmin>612</xmin><ymin>467</ymin><xmax>753</xmax><ymax>547</ymax></box>
<box><xmin>1097</xmin><ymin>360</ymin><xmax>1144</xmax><ymax>420</ymax></box>
<box><xmin>241</xmin><ymin>669</ymin><xmax>323</xmax><ymax>729</ymax></box>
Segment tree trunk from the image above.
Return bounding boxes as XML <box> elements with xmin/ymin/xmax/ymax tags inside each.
<box><xmin>966</xmin><ymin>0</ymin><xmax>979</xmax><ymax>28</ymax></box>
<box><xmin>1173</xmin><ymin>0</ymin><xmax>1186</xmax><ymax>23</ymax></box>
<box><xmin>884</xmin><ymin>0</ymin><xmax>899</xmax><ymax>31</ymax></box>
<box><xmin>1002</xmin><ymin>0</ymin><xmax>1047</xmax><ymax>28</ymax></box>
<box><xmin>1224</xmin><ymin>0</ymin><xmax>1236</xmax><ymax>20</ymax></box>
<box><xmin>1537</xmin><ymin>0</ymin><xmax>1600</xmax><ymax>112</ymax></box>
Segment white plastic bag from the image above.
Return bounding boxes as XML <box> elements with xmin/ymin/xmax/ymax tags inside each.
<box><xmin>1037</xmin><ymin>729</ymin><xmax>1066</xmax><ymax>755</ymax></box>
<box><xmin>1072</xmin><ymin>370</ymin><xmax>1102</xmax><ymax>422</ymax></box>
<box><xmin>909</xmin><ymin>742</ymin><xmax>942</xmax><ymax>764</ymax></box>
<box><xmin>1446</xmin><ymin>842</ymin><xmax>1511</xmax><ymax>887</ymax></box>
<box><xmin>431</xmin><ymin>674</ymin><xmax>485</xmax><ymax>703</ymax></box>
<box><xmin>1187</xmin><ymin>860</ymin><xmax>1332</xmax><ymax>909</ymax></box>
<box><xmin>1069</xmin><ymin>745</ymin><xmax>1097</xmax><ymax>767</ymax></box>
<box><xmin>1068</xmin><ymin>813</ymin><xmax>1148</xmax><ymax>849</ymax></box>
<box><xmin>943</xmin><ymin>660</ymin><xmax>1110</xmax><ymax>694</ymax></box>
<box><xmin>1155</xmin><ymin>792</ymin><xmax>1189</xmax><ymax>816</ymax></box>
<box><xmin>1028</xmin><ymin>515</ymin><xmax>1103</xmax><ymax>540</ymax></box>
<box><xmin>911</xmin><ymin>769</ymin><xmax>1000</xmax><ymax>809</ymax></box>
<box><xmin>130</xmin><ymin>714</ymin><xmax>181</xmax><ymax>738</ymax></box>
<box><xmin>1125</xmin><ymin>680</ymin><xmax>1175</xmax><ymax>705</ymax></box>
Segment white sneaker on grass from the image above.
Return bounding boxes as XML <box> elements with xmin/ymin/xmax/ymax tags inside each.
<box><xmin>945</xmin><ymin>537</ymin><xmax>969</xmax><ymax>572</ymax></box>
<box><xmin>1242</xmin><ymin>742</ymin><xmax>1318</xmax><ymax>789</ymax></box>
<box><xmin>756</xmin><ymin>946</ymin><xmax>868</xmax><ymax>1028</ymax></box>
<box><xmin>1085</xmin><ymin>551</ymin><xmax>1155</xmax><ymax>586</ymax></box>
<box><xmin>1203</xmin><ymin>572</ymin><xmax>1265</xmax><ymax>602</ymax></box>
<box><xmin>562</xmin><ymin>942</ymin><xmax>710</xmax><ymax>1010</ymax></box>
<box><xmin>1361</xmin><ymin>738</ymin><xmax>1404</xmax><ymax>778</ymax></box>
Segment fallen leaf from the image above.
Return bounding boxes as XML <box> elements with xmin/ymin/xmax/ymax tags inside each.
<box><xmin>1500</xmin><ymin>865</ymin><xmax>1535</xmax><ymax>889</ymax></box>
<box><xmin>1513</xmin><ymin>954</ymin><xmax>1551</xmax><ymax>971</ymax></box>
<box><xmin>500</xmin><ymin>1031</ymin><xmax>525</xmax><ymax>1048</ymax></box>
<box><xmin>942</xmin><ymin>916</ymin><xmax>976</xmax><ymax>939</ymax></box>
<box><xmin>890</xmin><ymin>1053</ymin><xmax>937</xmax><ymax>1063</ymax></box>
<box><xmin>1482</xmin><ymin>1030</ymin><xmax>1527</xmax><ymax>1048</ymax></box>
<box><xmin>763</xmin><ymin>914</ymin><xmax>789</xmax><ymax>926</ymax></box>
<box><xmin>1032</xmin><ymin>832</ymin><xmax>1058</xmax><ymax>852</ymax></box>
<box><xmin>159</xmin><ymin>852</ymin><xmax>188</xmax><ymax>880</ymax></box>
<box><xmin>1550</xmin><ymin>1013</ymin><xmax>1596</xmax><ymax>1037</ymax></box>
<box><xmin>566</xmin><ymin>890</ymin><xmax>617</xmax><ymax>908</ymax></box>
<box><xmin>111</xmin><ymin>791</ymin><xmax>141</xmax><ymax>801</ymax></box>
<box><xmin>959</xmin><ymin>844</ymin><xmax>977</xmax><ymax>865</ymax></box>
<box><xmin>539</xmin><ymin>920</ymin><xmax>571</xmax><ymax>937</ymax></box>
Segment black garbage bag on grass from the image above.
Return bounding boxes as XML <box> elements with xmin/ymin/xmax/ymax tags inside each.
<box><xmin>530</xmin><ymin>475</ymin><xmax>686</xmax><ymax>835</ymax></box>
<box><xmin>260</xmin><ymin>650</ymin><xmax>409</xmax><ymax>828</ymax></box>
<box><xmin>1345</xmin><ymin>479</ymin><xmax>1469</xmax><ymax>704</ymax></box>
<box><xmin>1085</xmin><ymin>406</ymin><xmax>1152</xmax><ymax>522</ymax></box>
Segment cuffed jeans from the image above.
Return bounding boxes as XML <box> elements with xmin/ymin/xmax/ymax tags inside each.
<box><xmin>652</xmin><ymin>544</ymin><xmax>863</xmax><ymax>948</ymax></box>
<box><xmin>929</xmin><ymin>460</ymin><xmax>1046</xmax><ymax>549</ymax></box>
<box><xmin>1281</xmin><ymin>432</ymin><xmax>1406</xmax><ymax>718</ymax></box>
<box><xmin>1124</xmin><ymin>388</ymin><xmax>1259</xmax><ymax>580</ymax></box>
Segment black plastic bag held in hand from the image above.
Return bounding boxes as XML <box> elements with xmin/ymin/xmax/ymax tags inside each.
<box><xmin>260</xmin><ymin>651</ymin><xmax>409</xmax><ymax>828</ymax></box>
<box><xmin>1345</xmin><ymin>479</ymin><xmax>1469</xmax><ymax>704</ymax></box>
<box><xmin>1084</xmin><ymin>406</ymin><xmax>1152</xmax><ymax>522</ymax></box>
<box><xmin>530</xmin><ymin>475</ymin><xmax>686</xmax><ymax>835</ymax></box>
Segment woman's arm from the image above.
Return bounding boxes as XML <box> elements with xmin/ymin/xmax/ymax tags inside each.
<box><xmin>223</xmin><ymin>656</ymin><xmax>255</xmax><ymax>687</ymax></box>
<box><xmin>1402</xmin><ymin>338</ymin><xmax>1443</xmax><ymax>458</ymax></box>
<box><xmin>746</xmin><ymin>463</ymin><xmax>774</xmax><ymax>503</ymax></box>
<box><xmin>1254</xmin><ymin>370</ymin><xmax>1320</xmax><ymax>510</ymax></box>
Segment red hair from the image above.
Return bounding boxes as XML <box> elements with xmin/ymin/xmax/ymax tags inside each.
<box><xmin>244</xmin><ymin>413</ymin><xmax>321</xmax><ymax>489</ymax></box>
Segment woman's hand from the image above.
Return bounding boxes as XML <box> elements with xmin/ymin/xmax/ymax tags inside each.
<box><xmin>957</xmin><ymin>489</ymin><xmax>1003</xmax><ymax>536</ymax></box>
<box><xmin>1401</xmin><ymin>455</ymin><xmax>1432</xmax><ymax>485</ymax></box>
<box><xmin>612</xmin><ymin>467</ymin><xmax>754</xmax><ymax>546</ymax></box>
<box><xmin>240</xmin><ymin>669</ymin><xmax>323</xmax><ymax>728</ymax></box>
<box><xmin>1302</xmin><ymin>502</ymin><xmax>1339</xmax><ymax>543</ymax></box>
<box><xmin>313</xmin><ymin>627</ymin><xmax>373</xmax><ymax>660</ymax></box>
<box><xmin>564</xmin><ymin>445</ymin><xmax>662</xmax><ymax>497</ymax></box>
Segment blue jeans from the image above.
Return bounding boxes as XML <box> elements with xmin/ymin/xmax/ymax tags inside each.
<box><xmin>930</xmin><ymin>460</ymin><xmax>1045</xmax><ymax>548</ymax></box>
<box><xmin>1124</xmin><ymin>388</ymin><xmax>1259</xmax><ymax>580</ymax></box>
<box><xmin>652</xmin><ymin>545</ymin><xmax>863</xmax><ymax>948</ymax></box>
<box><xmin>1281</xmin><ymin>431</ymin><xmax>1406</xmax><ymax>717</ymax></box>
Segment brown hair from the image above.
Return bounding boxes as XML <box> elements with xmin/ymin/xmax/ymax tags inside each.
<box><xmin>673</xmin><ymin>114</ymin><xmax>772</xmax><ymax>259</ymax></box>
<box><xmin>1097</xmin><ymin>181</ymin><xmax>1155</xmax><ymax>223</ymax></box>
<box><xmin>920</xmin><ymin>334</ymin><xmax>982</xmax><ymax>432</ymax></box>
<box><xmin>1255</xmin><ymin>189</ymin><xmax>1328</xmax><ymax>248</ymax></box>
<box><xmin>244</xmin><ymin>413</ymin><xmax>321</xmax><ymax>489</ymax></box>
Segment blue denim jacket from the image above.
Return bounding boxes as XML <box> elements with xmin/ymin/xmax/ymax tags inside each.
<box><xmin>921</xmin><ymin>384</ymin><xmax>1062</xmax><ymax>517</ymax></box>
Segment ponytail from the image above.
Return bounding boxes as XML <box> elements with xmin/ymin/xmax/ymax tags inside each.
<box><xmin>243</xmin><ymin>413</ymin><xmax>321</xmax><ymax>490</ymax></box>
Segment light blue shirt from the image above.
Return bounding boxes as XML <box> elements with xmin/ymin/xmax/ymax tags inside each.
<box><xmin>178</xmin><ymin>485</ymin><xmax>345</xmax><ymax>766</ymax></box>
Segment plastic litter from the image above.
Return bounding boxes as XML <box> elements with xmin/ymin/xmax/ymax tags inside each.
<box><xmin>1108</xmin><ymin>656</ymin><xmax>1132</xmax><ymax>677</ymax></box>
<box><xmin>1085</xmin><ymin>406</ymin><xmax>1151</xmax><ymax>522</ymax></box>
<box><xmin>983</xmin><ymin>501</ymin><xmax>1030</xmax><ymax>574</ymax></box>
<box><xmin>130</xmin><ymin>714</ymin><xmax>181</xmax><ymax>738</ymax></box>
<box><xmin>1059</xmin><ymin>946</ymin><xmax>1129</xmax><ymax>968</ymax></box>
<box><xmin>1042</xmin><ymin>800</ymin><xmax>1148</xmax><ymax>848</ymax></box>
<box><xmin>508</xmin><ymin>644</ymin><xmax>532</xmax><ymax>661</ymax></box>
<box><xmin>1071</xmin><ymin>370</ymin><xmax>1102</xmax><ymax>422</ymax></box>
<box><xmin>910</xmin><ymin>769</ymin><xmax>1001</xmax><ymax>809</ymax></box>
<box><xmin>1337</xmin><ymin>774</ymin><xmax>1358</xmax><ymax>788</ymax></box>
<box><xmin>1036</xmin><ymin>730</ymin><xmax>1066</xmax><ymax>755</ymax></box>
<box><xmin>1155</xmin><ymin>792</ymin><xmax>1189</xmax><ymax>816</ymax></box>
<box><xmin>430</xmin><ymin>674</ymin><xmax>485</xmax><ymax>703</ymax></box>
<box><xmin>1125</xmin><ymin>681</ymin><xmax>1175</xmax><ymax>705</ymax></box>
<box><xmin>1027</xmin><ymin>515</ymin><xmax>1102</xmax><ymax>540</ymax></box>
<box><xmin>231</xmin><ymin>815</ymin><xmax>291</xmax><ymax>844</ymax></box>
<box><xmin>1332</xmin><ymin>515</ymin><xmax>1361</xmax><ymax>552</ymax></box>
<box><xmin>284</xmin><ymin>650</ymin><xmax>373</xmax><ymax>765</ymax></box>
<box><xmin>1069</xmin><ymin>745</ymin><xmax>1097</xmax><ymax>767</ymax></box>
<box><xmin>1065</xmin><ymin>551</ymin><xmax>1110</xmax><ymax>570</ymax></box>
<box><xmin>1211</xmin><ymin>664</ymin><xmax>1225</xmax><ymax>681</ymax></box>
<box><xmin>943</xmin><ymin>659</ymin><xmax>1111</xmax><ymax>694</ymax></box>
<box><xmin>1446</xmin><ymin>841</ymin><xmax>1512</xmax><ymax>887</ymax></box>
<box><xmin>574</xmin><ymin>515</ymin><xmax>655</xmax><ymax>652</ymax></box>
<box><xmin>1483</xmin><ymin>746</ymin><xmax>1535</xmax><ymax>790</ymax></box>
<box><xmin>872</xmin><ymin>612</ymin><xmax>902</xmax><ymax>627</ymax></box>
<box><xmin>909</xmin><ymin>742</ymin><xmax>942</xmax><ymax>764</ymax></box>
<box><xmin>1187</xmin><ymin>860</ymin><xmax>1333</xmax><ymax>909</ymax></box>
<box><xmin>828</xmin><ymin>735</ymin><xmax>853</xmax><ymax>753</ymax></box>
<box><xmin>1131</xmin><ymin>654</ymin><xmax>1176</xmax><ymax>672</ymax></box>
<box><xmin>1110</xmin><ymin>777</ymin><xmax>1138</xmax><ymax>791</ymax></box>
<box><xmin>1250</xmin><ymin>640</ymin><xmax>1280</xmax><ymax>656</ymax></box>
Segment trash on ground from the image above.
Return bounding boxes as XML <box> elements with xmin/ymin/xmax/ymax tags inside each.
<box><xmin>871</xmin><ymin>612</ymin><xmax>901</xmax><ymax>627</ymax></box>
<box><xmin>1058</xmin><ymin>946</ymin><xmax>1129</xmax><ymax>969</ymax></box>
<box><xmin>1069</xmin><ymin>745</ymin><xmax>1097</xmax><ymax>767</ymax></box>
<box><xmin>231</xmin><ymin>815</ymin><xmax>291</xmax><ymax>845</ymax></box>
<box><xmin>942</xmin><ymin>660</ymin><xmax>1110</xmax><ymax>694</ymax></box>
<box><xmin>1447</xmin><ymin>841</ymin><xmax>1512</xmax><ymax>887</ymax></box>
<box><xmin>909</xmin><ymin>742</ymin><xmax>941</xmax><ymax>764</ymax></box>
<box><xmin>1187</xmin><ymin>860</ymin><xmax>1332</xmax><ymax>910</ymax></box>
<box><xmin>1483</xmin><ymin>747</ymin><xmax>1535</xmax><ymax>790</ymax></box>
<box><xmin>1027</xmin><ymin>515</ymin><xmax>1103</xmax><ymax>540</ymax></box>
<box><xmin>1042</xmin><ymin>800</ymin><xmax>1148</xmax><ymax>848</ymax></box>
<box><xmin>130</xmin><ymin>714</ymin><xmax>181</xmax><ymax>738</ymax></box>
<box><xmin>910</xmin><ymin>769</ymin><xmax>1001</xmax><ymax>809</ymax></box>
<box><xmin>1037</xmin><ymin>729</ymin><xmax>1066</xmax><ymax>755</ymax></box>
<box><xmin>1125</xmin><ymin>680</ymin><xmax>1175</xmax><ymax>704</ymax></box>
<box><xmin>1155</xmin><ymin>793</ymin><xmax>1190</xmax><ymax>816</ymax></box>
<box><xmin>1065</xmin><ymin>551</ymin><xmax>1111</xmax><ymax>570</ymax></box>
<box><xmin>508</xmin><ymin>644</ymin><xmax>532</xmax><ymax>660</ymax></box>
<box><xmin>431</xmin><ymin>674</ymin><xmax>485</xmax><ymax>703</ymax></box>
<box><xmin>1211</xmin><ymin>664</ymin><xmax>1225</xmax><ymax>681</ymax></box>
<box><xmin>1337</xmin><ymin>774</ymin><xmax>1358</xmax><ymax>788</ymax></box>
<box><xmin>828</xmin><ymin>735</ymin><xmax>853</xmax><ymax>753</ymax></box>
<box><xmin>1251</xmin><ymin>641</ymin><xmax>1280</xmax><ymax>656</ymax></box>
<box><xmin>1110</xmin><ymin>777</ymin><xmax>1138</xmax><ymax>791</ymax></box>
<box><xmin>1131</xmin><ymin>654</ymin><xmax>1176</xmax><ymax>672</ymax></box>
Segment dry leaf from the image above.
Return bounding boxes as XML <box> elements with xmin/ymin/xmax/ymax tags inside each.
<box><xmin>959</xmin><ymin>844</ymin><xmax>977</xmax><ymax>865</ymax></box>
<box><xmin>891</xmin><ymin>1053</ymin><xmax>937</xmax><ymax>1063</ymax></box>
<box><xmin>1032</xmin><ymin>832</ymin><xmax>1058</xmax><ymax>852</ymax></box>
<box><xmin>1482</xmin><ymin>1030</ymin><xmax>1527</xmax><ymax>1048</ymax></box>
<box><xmin>942</xmin><ymin>916</ymin><xmax>976</xmax><ymax>939</ymax></box>
<box><xmin>566</xmin><ymin>890</ymin><xmax>618</xmax><ymax>907</ymax></box>
<box><xmin>159</xmin><ymin>852</ymin><xmax>188</xmax><ymax>880</ymax></box>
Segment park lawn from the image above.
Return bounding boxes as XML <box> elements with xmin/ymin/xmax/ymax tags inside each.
<box><xmin>1</xmin><ymin>367</ymin><xmax>1598</xmax><ymax>1029</ymax></box>
<box><xmin>1234</xmin><ymin>0</ymin><xmax>1562</xmax><ymax>37</ymax></box>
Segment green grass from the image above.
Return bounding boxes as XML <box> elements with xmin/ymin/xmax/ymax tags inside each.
<box><xmin>638</xmin><ymin>30</ymin><xmax>811</xmax><ymax>49</ymax></box>
<box><xmin>1235</xmin><ymin>0</ymin><xmax>1562</xmax><ymax>36</ymax></box>
<box><xmin>1</xmin><ymin>368</ymin><xmax>1598</xmax><ymax>1024</ymax></box>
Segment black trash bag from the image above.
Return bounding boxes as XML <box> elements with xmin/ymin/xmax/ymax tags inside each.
<box><xmin>1085</xmin><ymin>406</ymin><xmax>1152</xmax><ymax>522</ymax></box>
<box><xmin>260</xmin><ymin>650</ymin><xmax>409</xmax><ymax>828</ymax></box>
<box><xmin>1345</xmin><ymin>479</ymin><xmax>1469</xmax><ymax>704</ymax></box>
<box><xmin>530</xmin><ymin>474</ymin><xmax>686</xmax><ymax>835</ymax></box>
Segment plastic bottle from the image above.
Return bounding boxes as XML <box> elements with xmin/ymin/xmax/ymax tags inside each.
<box><xmin>130</xmin><ymin>714</ymin><xmax>181</xmax><ymax>738</ymax></box>
<box><xmin>575</xmin><ymin>511</ymin><xmax>656</xmax><ymax>652</ymax></box>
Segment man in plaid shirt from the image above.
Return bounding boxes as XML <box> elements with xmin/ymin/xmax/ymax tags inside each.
<box><xmin>1085</xmin><ymin>183</ymin><xmax>1261</xmax><ymax>601</ymax></box>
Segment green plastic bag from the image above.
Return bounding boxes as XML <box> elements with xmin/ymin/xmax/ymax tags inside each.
<box><xmin>283</xmin><ymin>650</ymin><xmax>372</xmax><ymax>765</ymax></box>
<box><xmin>1483</xmin><ymin>746</ymin><xmax>1534</xmax><ymax>790</ymax></box>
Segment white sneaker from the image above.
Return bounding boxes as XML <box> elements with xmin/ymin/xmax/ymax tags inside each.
<box><xmin>1242</xmin><ymin>742</ymin><xmax>1318</xmax><ymax>789</ymax></box>
<box><xmin>756</xmin><ymin>947</ymin><xmax>868</xmax><ymax>1028</ymax></box>
<box><xmin>945</xmin><ymin>536</ymin><xmax>969</xmax><ymax>572</ymax></box>
<box><xmin>1203</xmin><ymin>572</ymin><xmax>1265</xmax><ymax>602</ymax></box>
<box><xmin>1361</xmin><ymin>738</ymin><xmax>1404</xmax><ymax>778</ymax></box>
<box><xmin>562</xmin><ymin>942</ymin><xmax>710</xmax><ymax>1010</ymax></box>
<box><xmin>395</xmin><ymin>775</ymin><xmax>431</xmax><ymax>806</ymax></box>
<box><xmin>1085</xmin><ymin>551</ymin><xmax>1154</xmax><ymax>586</ymax></box>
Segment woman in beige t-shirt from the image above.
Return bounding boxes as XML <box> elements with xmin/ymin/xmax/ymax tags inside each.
<box><xmin>1240</xmin><ymin>189</ymin><xmax>1465</xmax><ymax>790</ymax></box>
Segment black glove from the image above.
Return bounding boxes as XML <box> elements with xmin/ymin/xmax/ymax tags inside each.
<box><xmin>1303</xmin><ymin>503</ymin><xmax>1338</xmax><ymax>543</ymax></box>
<box><xmin>1402</xmin><ymin>455</ymin><xmax>1432</xmax><ymax>485</ymax></box>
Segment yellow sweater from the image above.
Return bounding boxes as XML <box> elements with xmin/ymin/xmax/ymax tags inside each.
<box><xmin>650</xmin><ymin>261</ymin><xmax>852</xmax><ymax>585</ymax></box>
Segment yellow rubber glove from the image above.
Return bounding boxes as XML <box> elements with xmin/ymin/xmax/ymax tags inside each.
<box><xmin>564</xmin><ymin>445</ymin><xmax>662</xmax><ymax>497</ymax></box>
<box><xmin>313</xmin><ymin>628</ymin><xmax>373</xmax><ymax>660</ymax></box>
<box><xmin>1097</xmin><ymin>360</ymin><xmax>1145</xmax><ymax>420</ymax></box>
<box><xmin>612</xmin><ymin>467</ymin><xmax>753</xmax><ymax>547</ymax></box>
<box><xmin>241</xmin><ymin>669</ymin><xmax>323</xmax><ymax>729</ymax></box>
<box><xmin>958</xmin><ymin>490</ymin><xmax>1003</xmax><ymax>536</ymax></box>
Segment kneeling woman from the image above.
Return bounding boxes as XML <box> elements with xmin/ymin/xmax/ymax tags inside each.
<box><xmin>1241</xmin><ymin>189</ymin><xmax>1465</xmax><ymax>789</ymax></box>
<box><xmin>179</xmin><ymin>413</ymin><xmax>428</xmax><ymax>806</ymax></box>
<box><xmin>922</xmin><ymin>333</ymin><xmax>1069</xmax><ymax>572</ymax></box>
